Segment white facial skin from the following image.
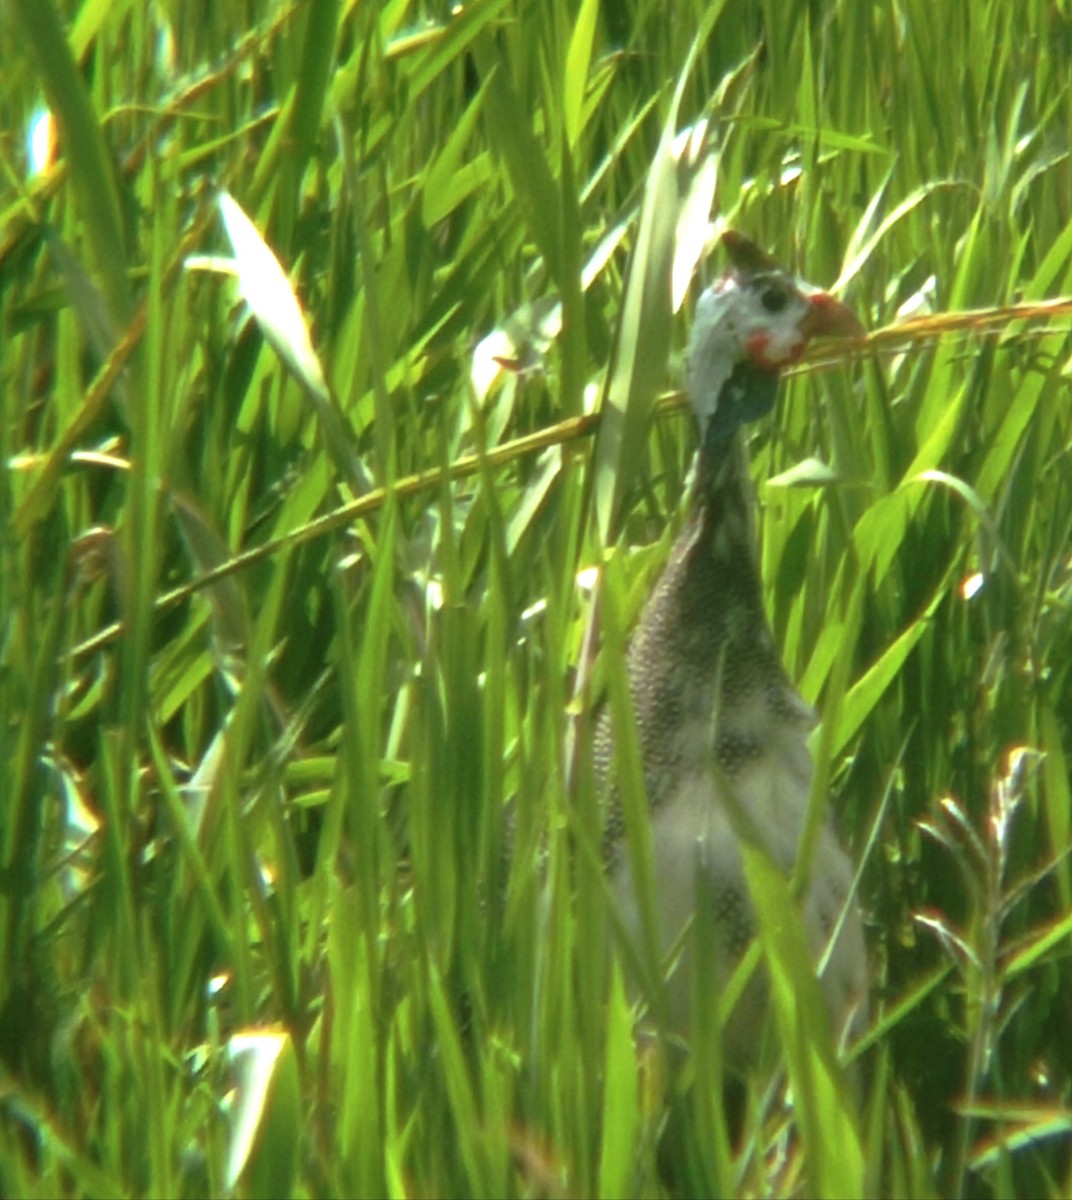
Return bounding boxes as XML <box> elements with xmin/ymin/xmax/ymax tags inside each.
<box><xmin>686</xmin><ymin>270</ymin><xmax>816</xmax><ymax>435</ymax></box>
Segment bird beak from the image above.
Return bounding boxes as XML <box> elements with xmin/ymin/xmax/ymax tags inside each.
<box><xmin>799</xmin><ymin>292</ymin><xmax>866</xmax><ymax>340</ymax></box>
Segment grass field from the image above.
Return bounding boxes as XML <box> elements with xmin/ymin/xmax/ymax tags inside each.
<box><xmin>2</xmin><ymin>1</ymin><xmax>1071</xmax><ymax>1195</ymax></box>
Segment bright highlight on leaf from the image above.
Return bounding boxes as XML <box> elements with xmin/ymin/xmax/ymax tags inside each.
<box><xmin>226</xmin><ymin>1028</ymin><xmax>300</xmax><ymax>1194</ymax></box>
<box><xmin>28</xmin><ymin>107</ymin><xmax>58</xmax><ymax>175</ymax></box>
<box><xmin>671</xmin><ymin>118</ymin><xmax>718</xmax><ymax>313</ymax></box>
<box><xmin>187</xmin><ymin>192</ymin><xmax>373</xmax><ymax>495</ymax></box>
<box><xmin>196</xmin><ymin>192</ymin><xmax>331</xmax><ymax>404</ymax></box>
<box><xmin>471</xmin><ymin>327</ymin><xmax>517</xmax><ymax>402</ymax></box>
<box><xmin>961</xmin><ymin>571</ymin><xmax>985</xmax><ymax>600</ymax></box>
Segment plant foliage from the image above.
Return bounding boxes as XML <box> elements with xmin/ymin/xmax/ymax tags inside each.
<box><xmin>2</xmin><ymin>0</ymin><xmax>1071</xmax><ymax>1195</ymax></box>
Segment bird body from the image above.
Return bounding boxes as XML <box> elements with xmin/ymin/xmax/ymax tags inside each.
<box><xmin>596</xmin><ymin>234</ymin><xmax>868</xmax><ymax>1069</ymax></box>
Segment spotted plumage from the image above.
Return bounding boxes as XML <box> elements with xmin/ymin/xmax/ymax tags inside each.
<box><xmin>594</xmin><ymin>233</ymin><xmax>868</xmax><ymax>1067</ymax></box>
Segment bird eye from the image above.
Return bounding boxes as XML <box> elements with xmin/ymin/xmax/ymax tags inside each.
<box><xmin>760</xmin><ymin>285</ymin><xmax>789</xmax><ymax>313</ymax></box>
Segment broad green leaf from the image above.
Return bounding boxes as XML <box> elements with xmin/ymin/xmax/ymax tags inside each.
<box><xmin>563</xmin><ymin>0</ymin><xmax>599</xmax><ymax>148</ymax></box>
<box><xmin>738</xmin><ymin>839</ymin><xmax>865</xmax><ymax>1199</ymax></box>
<box><xmin>597</xmin><ymin>964</ymin><xmax>641</xmax><ymax>1200</ymax></box>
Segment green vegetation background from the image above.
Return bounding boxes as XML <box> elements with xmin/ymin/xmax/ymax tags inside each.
<box><xmin>2</xmin><ymin>0</ymin><xmax>1071</xmax><ymax>1195</ymax></box>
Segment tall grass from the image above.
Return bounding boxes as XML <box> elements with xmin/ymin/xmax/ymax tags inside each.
<box><xmin>2</xmin><ymin>0</ymin><xmax>1071</xmax><ymax>1195</ymax></box>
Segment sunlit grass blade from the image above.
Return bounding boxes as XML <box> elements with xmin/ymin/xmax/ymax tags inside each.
<box><xmin>226</xmin><ymin>1029</ymin><xmax>301</xmax><ymax>1197</ymax></box>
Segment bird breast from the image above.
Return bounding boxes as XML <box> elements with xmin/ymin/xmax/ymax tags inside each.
<box><xmin>611</xmin><ymin>723</ymin><xmax>868</xmax><ymax>1068</ymax></box>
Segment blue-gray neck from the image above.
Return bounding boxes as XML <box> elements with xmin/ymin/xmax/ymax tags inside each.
<box><xmin>700</xmin><ymin>360</ymin><xmax>779</xmax><ymax>465</ymax></box>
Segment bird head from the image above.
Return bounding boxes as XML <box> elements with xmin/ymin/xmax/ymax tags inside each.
<box><xmin>687</xmin><ymin>232</ymin><xmax>863</xmax><ymax>460</ymax></box>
